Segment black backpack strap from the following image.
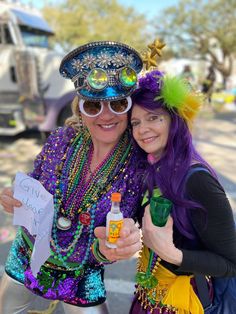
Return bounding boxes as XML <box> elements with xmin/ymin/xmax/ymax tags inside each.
<box><xmin>195</xmin><ymin>274</ymin><xmax>212</xmax><ymax>308</ymax></box>
<box><xmin>186</xmin><ymin>166</ymin><xmax>212</xmax><ymax>308</ymax></box>
<box><xmin>185</xmin><ymin>166</ymin><xmax>211</xmax><ymax>308</ymax></box>
<box><xmin>185</xmin><ymin>166</ymin><xmax>210</xmax><ymax>182</ymax></box>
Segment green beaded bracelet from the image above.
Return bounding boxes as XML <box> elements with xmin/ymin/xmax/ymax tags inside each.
<box><xmin>91</xmin><ymin>238</ymin><xmax>111</xmax><ymax>264</ymax></box>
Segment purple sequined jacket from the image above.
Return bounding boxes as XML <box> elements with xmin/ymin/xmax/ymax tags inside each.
<box><xmin>23</xmin><ymin>126</ymin><xmax>141</xmax><ymax>265</ymax></box>
<box><xmin>5</xmin><ymin>126</ymin><xmax>142</xmax><ymax>304</ymax></box>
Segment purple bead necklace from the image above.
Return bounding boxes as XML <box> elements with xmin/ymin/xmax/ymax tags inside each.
<box><xmin>50</xmin><ymin>130</ymin><xmax>132</xmax><ymax>268</ymax></box>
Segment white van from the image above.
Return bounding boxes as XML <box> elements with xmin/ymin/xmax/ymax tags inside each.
<box><xmin>0</xmin><ymin>2</ymin><xmax>75</xmax><ymax>136</ymax></box>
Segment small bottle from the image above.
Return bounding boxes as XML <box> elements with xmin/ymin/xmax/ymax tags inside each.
<box><xmin>106</xmin><ymin>192</ymin><xmax>123</xmax><ymax>248</ymax></box>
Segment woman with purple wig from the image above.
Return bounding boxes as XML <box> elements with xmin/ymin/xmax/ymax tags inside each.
<box><xmin>129</xmin><ymin>70</ymin><xmax>236</xmax><ymax>313</ymax></box>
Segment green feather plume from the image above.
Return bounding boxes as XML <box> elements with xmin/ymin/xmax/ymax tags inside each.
<box><xmin>155</xmin><ymin>76</ymin><xmax>190</xmax><ymax>110</ymax></box>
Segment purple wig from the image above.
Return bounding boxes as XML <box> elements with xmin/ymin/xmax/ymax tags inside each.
<box><xmin>131</xmin><ymin>74</ymin><xmax>216</xmax><ymax>239</ymax></box>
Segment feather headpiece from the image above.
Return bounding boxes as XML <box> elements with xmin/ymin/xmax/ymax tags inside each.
<box><xmin>140</xmin><ymin>39</ymin><xmax>202</xmax><ymax>125</ymax></box>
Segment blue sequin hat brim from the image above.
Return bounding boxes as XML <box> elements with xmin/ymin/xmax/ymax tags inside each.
<box><xmin>59</xmin><ymin>41</ymin><xmax>143</xmax><ymax>101</ymax></box>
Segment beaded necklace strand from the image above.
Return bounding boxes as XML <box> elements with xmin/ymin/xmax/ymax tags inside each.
<box><xmin>136</xmin><ymin>246</ymin><xmax>177</xmax><ymax>313</ymax></box>
<box><xmin>50</xmin><ymin>129</ymin><xmax>132</xmax><ymax>270</ymax></box>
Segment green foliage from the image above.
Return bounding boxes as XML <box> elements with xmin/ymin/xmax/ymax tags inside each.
<box><xmin>153</xmin><ymin>0</ymin><xmax>236</xmax><ymax>83</ymax></box>
<box><xmin>42</xmin><ymin>0</ymin><xmax>149</xmax><ymax>52</ymax></box>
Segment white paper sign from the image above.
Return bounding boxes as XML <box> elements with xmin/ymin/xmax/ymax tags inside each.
<box><xmin>13</xmin><ymin>172</ymin><xmax>54</xmax><ymax>276</ymax></box>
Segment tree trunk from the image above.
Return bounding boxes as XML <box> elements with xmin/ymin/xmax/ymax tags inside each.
<box><xmin>222</xmin><ymin>75</ymin><xmax>228</xmax><ymax>90</ymax></box>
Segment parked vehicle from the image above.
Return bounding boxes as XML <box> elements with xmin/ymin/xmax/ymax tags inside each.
<box><xmin>0</xmin><ymin>2</ymin><xmax>75</xmax><ymax>136</ymax></box>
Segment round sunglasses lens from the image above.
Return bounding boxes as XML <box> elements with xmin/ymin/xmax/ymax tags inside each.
<box><xmin>119</xmin><ymin>67</ymin><xmax>137</xmax><ymax>87</ymax></box>
<box><xmin>83</xmin><ymin>101</ymin><xmax>102</xmax><ymax>116</ymax></box>
<box><xmin>87</xmin><ymin>68</ymin><xmax>108</xmax><ymax>90</ymax></box>
<box><xmin>110</xmin><ymin>99</ymin><xmax>129</xmax><ymax>113</ymax></box>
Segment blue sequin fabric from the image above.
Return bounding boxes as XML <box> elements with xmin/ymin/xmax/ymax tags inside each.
<box><xmin>5</xmin><ymin>126</ymin><xmax>141</xmax><ymax>306</ymax></box>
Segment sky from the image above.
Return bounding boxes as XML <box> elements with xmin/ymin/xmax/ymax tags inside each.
<box><xmin>118</xmin><ymin>0</ymin><xmax>179</xmax><ymax>19</ymax></box>
<box><xmin>19</xmin><ymin>0</ymin><xmax>179</xmax><ymax>19</ymax></box>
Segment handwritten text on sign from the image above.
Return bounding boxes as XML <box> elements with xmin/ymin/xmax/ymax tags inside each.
<box><xmin>13</xmin><ymin>172</ymin><xmax>54</xmax><ymax>276</ymax></box>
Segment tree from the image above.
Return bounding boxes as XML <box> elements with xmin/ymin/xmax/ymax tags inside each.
<box><xmin>153</xmin><ymin>0</ymin><xmax>236</xmax><ymax>87</ymax></box>
<box><xmin>42</xmin><ymin>0</ymin><xmax>149</xmax><ymax>52</ymax></box>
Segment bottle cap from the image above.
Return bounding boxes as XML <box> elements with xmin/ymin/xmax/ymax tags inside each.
<box><xmin>111</xmin><ymin>192</ymin><xmax>121</xmax><ymax>202</ymax></box>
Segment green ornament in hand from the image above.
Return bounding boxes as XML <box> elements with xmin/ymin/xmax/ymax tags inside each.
<box><xmin>150</xmin><ymin>196</ymin><xmax>172</xmax><ymax>227</ymax></box>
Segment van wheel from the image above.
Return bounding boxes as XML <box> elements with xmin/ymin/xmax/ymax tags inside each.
<box><xmin>57</xmin><ymin>105</ymin><xmax>72</xmax><ymax>126</ymax></box>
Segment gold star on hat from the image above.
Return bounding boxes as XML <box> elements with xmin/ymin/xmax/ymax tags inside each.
<box><xmin>148</xmin><ymin>39</ymin><xmax>166</xmax><ymax>57</ymax></box>
<box><xmin>142</xmin><ymin>51</ymin><xmax>158</xmax><ymax>70</ymax></box>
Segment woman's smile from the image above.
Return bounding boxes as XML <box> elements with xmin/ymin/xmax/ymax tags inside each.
<box><xmin>141</xmin><ymin>136</ymin><xmax>158</xmax><ymax>144</ymax></box>
<box><xmin>97</xmin><ymin>122</ymin><xmax>119</xmax><ymax>130</ymax></box>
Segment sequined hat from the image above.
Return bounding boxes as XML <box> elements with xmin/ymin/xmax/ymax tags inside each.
<box><xmin>59</xmin><ymin>41</ymin><xmax>143</xmax><ymax>101</ymax></box>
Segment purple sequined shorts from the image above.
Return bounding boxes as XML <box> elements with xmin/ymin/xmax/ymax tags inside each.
<box><xmin>5</xmin><ymin>229</ymin><xmax>106</xmax><ymax>306</ymax></box>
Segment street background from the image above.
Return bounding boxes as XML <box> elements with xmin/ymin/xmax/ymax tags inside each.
<box><xmin>0</xmin><ymin>107</ymin><xmax>236</xmax><ymax>314</ymax></box>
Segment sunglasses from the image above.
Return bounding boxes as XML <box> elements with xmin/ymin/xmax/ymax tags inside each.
<box><xmin>79</xmin><ymin>97</ymin><xmax>132</xmax><ymax>117</ymax></box>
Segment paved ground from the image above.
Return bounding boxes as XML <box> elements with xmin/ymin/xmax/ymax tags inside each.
<box><xmin>194</xmin><ymin>110</ymin><xmax>236</xmax><ymax>211</ymax></box>
<box><xmin>0</xmin><ymin>107</ymin><xmax>236</xmax><ymax>314</ymax></box>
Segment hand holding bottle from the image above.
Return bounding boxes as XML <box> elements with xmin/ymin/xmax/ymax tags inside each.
<box><xmin>94</xmin><ymin>218</ymin><xmax>141</xmax><ymax>261</ymax></box>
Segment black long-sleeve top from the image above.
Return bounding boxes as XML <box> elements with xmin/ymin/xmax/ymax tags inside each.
<box><xmin>171</xmin><ymin>166</ymin><xmax>236</xmax><ymax>277</ymax></box>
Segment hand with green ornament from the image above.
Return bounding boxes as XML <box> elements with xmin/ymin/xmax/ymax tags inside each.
<box><xmin>150</xmin><ymin>196</ymin><xmax>172</xmax><ymax>227</ymax></box>
<box><xmin>142</xmin><ymin>205</ymin><xmax>183</xmax><ymax>266</ymax></box>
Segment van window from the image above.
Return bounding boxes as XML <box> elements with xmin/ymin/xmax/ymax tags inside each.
<box><xmin>3</xmin><ymin>24</ymin><xmax>14</xmax><ymax>44</ymax></box>
<box><xmin>20</xmin><ymin>25</ymin><xmax>49</xmax><ymax>48</ymax></box>
<box><xmin>0</xmin><ymin>24</ymin><xmax>13</xmax><ymax>44</ymax></box>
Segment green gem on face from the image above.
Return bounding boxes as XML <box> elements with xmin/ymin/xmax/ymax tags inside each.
<box><xmin>119</xmin><ymin>67</ymin><xmax>137</xmax><ymax>87</ymax></box>
<box><xmin>87</xmin><ymin>68</ymin><xmax>108</xmax><ymax>90</ymax></box>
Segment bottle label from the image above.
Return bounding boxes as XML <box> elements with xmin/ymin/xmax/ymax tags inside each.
<box><xmin>107</xmin><ymin>219</ymin><xmax>123</xmax><ymax>243</ymax></box>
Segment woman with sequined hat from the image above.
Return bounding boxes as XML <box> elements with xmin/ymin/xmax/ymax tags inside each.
<box><xmin>128</xmin><ymin>42</ymin><xmax>236</xmax><ymax>313</ymax></box>
<box><xmin>0</xmin><ymin>41</ymin><xmax>143</xmax><ymax>314</ymax></box>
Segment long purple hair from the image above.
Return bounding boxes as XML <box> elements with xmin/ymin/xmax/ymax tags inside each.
<box><xmin>130</xmin><ymin>85</ymin><xmax>216</xmax><ymax>239</ymax></box>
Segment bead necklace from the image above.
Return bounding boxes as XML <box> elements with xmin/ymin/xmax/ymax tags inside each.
<box><xmin>60</xmin><ymin>129</ymin><xmax>128</xmax><ymax>220</ymax></box>
<box><xmin>50</xmin><ymin>130</ymin><xmax>132</xmax><ymax>269</ymax></box>
<box><xmin>50</xmin><ymin>225</ymin><xmax>83</xmax><ymax>253</ymax></box>
<box><xmin>135</xmin><ymin>245</ymin><xmax>177</xmax><ymax>313</ymax></box>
